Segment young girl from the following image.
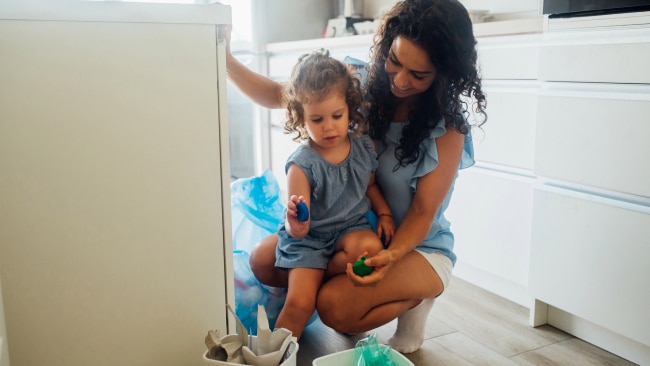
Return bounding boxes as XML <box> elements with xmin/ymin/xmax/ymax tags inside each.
<box><xmin>273</xmin><ymin>49</ymin><xmax>395</xmax><ymax>340</ymax></box>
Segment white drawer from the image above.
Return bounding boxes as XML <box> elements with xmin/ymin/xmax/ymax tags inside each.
<box><xmin>477</xmin><ymin>34</ymin><xmax>541</xmax><ymax>80</ymax></box>
<box><xmin>530</xmin><ymin>187</ymin><xmax>650</xmax><ymax>347</ymax></box>
<box><xmin>446</xmin><ymin>168</ymin><xmax>534</xmax><ymax>290</ymax></box>
<box><xmin>535</xmin><ymin>83</ymin><xmax>650</xmax><ymax>197</ymax></box>
<box><xmin>539</xmin><ymin>28</ymin><xmax>650</xmax><ymax>83</ymax></box>
<box><xmin>474</xmin><ymin>81</ymin><xmax>538</xmax><ymax>170</ymax></box>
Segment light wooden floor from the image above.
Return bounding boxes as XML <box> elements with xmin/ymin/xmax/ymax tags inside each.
<box><xmin>296</xmin><ymin>276</ymin><xmax>638</xmax><ymax>366</ymax></box>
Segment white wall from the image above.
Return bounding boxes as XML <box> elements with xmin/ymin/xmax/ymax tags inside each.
<box><xmin>256</xmin><ymin>0</ymin><xmax>336</xmax><ymax>44</ymax></box>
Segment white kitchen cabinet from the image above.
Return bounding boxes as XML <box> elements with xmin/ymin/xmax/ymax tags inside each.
<box><xmin>0</xmin><ymin>2</ymin><xmax>233</xmax><ymax>366</ymax></box>
<box><xmin>529</xmin><ymin>16</ymin><xmax>650</xmax><ymax>365</ymax></box>
<box><xmin>539</xmin><ymin>27</ymin><xmax>650</xmax><ymax>84</ymax></box>
<box><xmin>471</xmin><ymin>81</ymin><xmax>538</xmax><ymax>170</ymax></box>
<box><xmin>446</xmin><ymin>168</ymin><xmax>535</xmax><ymax>306</ymax></box>
<box><xmin>530</xmin><ymin>187</ymin><xmax>650</xmax><ymax>347</ymax></box>
<box><xmin>447</xmin><ymin>33</ymin><xmax>542</xmax><ymax>306</ymax></box>
<box><xmin>477</xmin><ymin>34</ymin><xmax>540</xmax><ymax>80</ymax></box>
<box><xmin>536</xmin><ymin>84</ymin><xmax>650</xmax><ymax>197</ymax></box>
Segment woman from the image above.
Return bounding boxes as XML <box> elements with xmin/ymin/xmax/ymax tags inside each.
<box><xmin>224</xmin><ymin>0</ymin><xmax>487</xmax><ymax>353</ymax></box>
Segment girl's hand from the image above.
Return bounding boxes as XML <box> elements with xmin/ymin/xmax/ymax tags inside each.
<box><xmin>376</xmin><ymin>215</ymin><xmax>395</xmax><ymax>246</ymax></box>
<box><xmin>286</xmin><ymin>195</ymin><xmax>309</xmax><ymax>238</ymax></box>
<box><xmin>286</xmin><ymin>195</ymin><xmax>305</xmax><ymax>220</ymax></box>
<box><xmin>345</xmin><ymin>249</ymin><xmax>398</xmax><ymax>287</ymax></box>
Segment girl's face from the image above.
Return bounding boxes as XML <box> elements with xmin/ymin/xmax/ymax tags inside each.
<box><xmin>303</xmin><ymin>90</ymin><xmax>350</xmax><ymax>152</ymax></box>
<box><xmin>384</xmin><ymin>35</ymin><xmax>437</xmax><ymax>100</ymax></box>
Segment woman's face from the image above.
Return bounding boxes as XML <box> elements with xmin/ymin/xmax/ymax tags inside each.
<box><xmin>384</xmin><ymin>35</ymin><xmax>437</xmax><ymax>100</ymax></box>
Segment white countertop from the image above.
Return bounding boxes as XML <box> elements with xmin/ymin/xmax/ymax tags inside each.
<box><xmin>267</xmin><ymin>17</ymin><xmax>545</xmax><ymax>54</ymax></box>
<box><xmin>546</xmin><ymin>10</ymin><xmax>650</xmax><ymax>31</ymax></box>
<box><xmin>473</xmin><ymin>16</ymin><xmax>544</xmax><ymax>37</ymax></box>
<box><xmin>267</xmin><ymin>34</ymin><xmax>374</xmax><ymax>54</ymax></box>
<box><xmin>0</xmin><ymin>0</ymin><xmax>231</xmax><ymax>25</ymax></box>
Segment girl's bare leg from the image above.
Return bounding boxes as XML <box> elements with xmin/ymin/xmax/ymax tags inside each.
<box><xmin>275</xmin><ymin>267</ymin><xmax>324</xmax><ymax>340</ymax></box>
<box><xmin>251</xmin><ymin>230</ymin><xmax>384</xmax><ymax>285</ymax></box>
<box><xmin>249</xmin><ymin>233</ymin><xmax>288</xmax><ymax>288</ymax></box>
<box><xmin>316</xmin><ymin>251</ymin><xmax>443</xmax><ymax>352</ymax></box>
<box><xmin>326</xmin><ymin>230</ymin><xmax>383</xmax><ymax>279</ymax></box>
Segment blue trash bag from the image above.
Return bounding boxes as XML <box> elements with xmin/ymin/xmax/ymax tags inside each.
<box><xmin>231</xmin><ymin>169</ymin><xmax>285</xmax><ymax>253</ymax></box>
<box><xmin>232</xmin><ymin>240</ymin><xmax>318</xmax><ymax>336</ymax></box>
<box><xmin>233</xmin><ymin>250</ymin><xmax>287</xmax><ymax>333</ymax></box>
<box><xmin>230</xmin><ymin>169</ymin><xmax>317</xmax><ymax>334</ymax></box>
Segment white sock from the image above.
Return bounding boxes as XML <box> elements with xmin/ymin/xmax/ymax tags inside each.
<box><xmin>387</xmin><ymin>297</ymin><xmax>435</xmax><ymax>354</ymax></box>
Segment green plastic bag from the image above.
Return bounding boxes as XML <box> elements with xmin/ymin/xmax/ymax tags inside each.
<box><xmin>354</xmin><ymin>333</ymin><xmax>397</xmax><ymax>366</ymax></box>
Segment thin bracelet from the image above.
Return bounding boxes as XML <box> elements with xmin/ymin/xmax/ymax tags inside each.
<box><xmin>378</xmin><ymin>213</ymin><xmax>392</xmax><ymax>219</ymax></box>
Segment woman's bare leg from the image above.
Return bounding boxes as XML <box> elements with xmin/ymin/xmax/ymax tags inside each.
<box><xmin>248</xmin><ymin>233</ymin><xmax>288</xmax><ymax>287</ymax></box>
<box><xmin>316</xmin><ymin>251</ymin><xmax>443</xmax><ymax>351</ymax></box>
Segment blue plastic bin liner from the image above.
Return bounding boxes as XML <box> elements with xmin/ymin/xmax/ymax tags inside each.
<box><xmin>231</xmin><ymin>169</ymin><xmax>285</xmax><ymax>253</ymax></box>
<box><xmin>233</xmin><ymin>250</ymin><xmax>287</xmax><ymax>333</ymax></box>
<box><xmin>231</xmin><ymin>170</ymin><xmax>319</xmax><ymax>333</ymax></box>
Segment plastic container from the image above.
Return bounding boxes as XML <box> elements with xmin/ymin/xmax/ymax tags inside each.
<box><xmin>203</xmin><ymin>337</ymin><xmax>299</xmax><ymax>366</ymax></box>
<box><xmin>312</xmin><ymin>347</ymin><xmax>413</xmax><ymax>366</ymax></box>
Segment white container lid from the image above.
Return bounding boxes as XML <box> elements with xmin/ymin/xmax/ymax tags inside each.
<box><xmin>312</xmin><ymin>347</ymin><xmax>414</xmax><ymax>366</ymax></box>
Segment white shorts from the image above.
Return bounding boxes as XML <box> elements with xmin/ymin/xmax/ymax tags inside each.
<box><xmin>414</xmin><ymin>250</ymin><xmax>453</xmax><ymax>292</ymax></box>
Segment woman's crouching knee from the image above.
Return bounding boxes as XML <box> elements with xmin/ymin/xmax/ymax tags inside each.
<box><xmin>249</xmin><ymin>234</ymin><xmax>281</xmax><ymax>286</ymax></box>
<box><xmin>316</xmin><ymin>290</ymin><xmax>358</xmax><ymax>333</ymax></box>
<box><xmin>249</xmin><ymin>249</ymin><xmax>272</xmax><ymax>282</ymax></box>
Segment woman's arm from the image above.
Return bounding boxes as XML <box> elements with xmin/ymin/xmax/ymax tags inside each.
<box><xmin>389</xmin><ymin>129</ymin><xmax>464</xmax><ymax>258</ymax></box>
<box><xmin>352</xmin><ymin>129</ymin><xmax>465</xmax><ymax>284</ymax></box>
<box><xmin>221</xmin><ymin>25</ymin><xmax>286</xmax><ymax>109</ymax></box>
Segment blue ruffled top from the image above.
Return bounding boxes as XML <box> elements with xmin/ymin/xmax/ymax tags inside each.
<box><xmin>374</xmin><ymin>120</ymin><xmax>474</xmax><ymax>265</ymax></box>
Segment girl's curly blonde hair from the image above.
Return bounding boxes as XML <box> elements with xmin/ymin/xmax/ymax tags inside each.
<box><xmin>283</xmin><ymin>48</ymin><xmax>366</xmax><ymax>142</ymax></box>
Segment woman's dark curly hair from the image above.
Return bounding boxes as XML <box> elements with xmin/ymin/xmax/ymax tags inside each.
<box><xmin>284</xmin><ymin>48</ymin><xmax>365</xmax><ymax>142</ymax></box>
<box><xmin>366</xmin><ymin>0</ymin><xmax>487</xmax><ymax>166</ymax></box>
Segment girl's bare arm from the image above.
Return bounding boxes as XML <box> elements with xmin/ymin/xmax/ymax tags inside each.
<box><xmin>285</xmin><ymin>164</ymin><xmax>311</xmax><ymax>239</ymax></box>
